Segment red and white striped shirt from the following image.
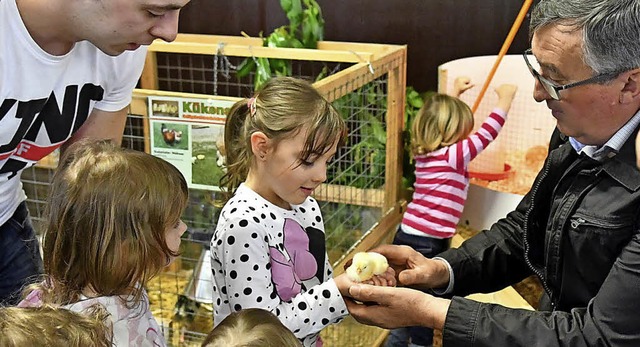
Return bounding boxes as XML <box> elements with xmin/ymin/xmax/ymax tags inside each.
<box><xmin>401</xmin><ymin>109</ymin><xmax>507</xmax><ymax>239</ymax></box>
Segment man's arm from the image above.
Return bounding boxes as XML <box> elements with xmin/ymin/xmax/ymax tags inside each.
<box><xmin>61</xmin><ymin>107</ymin><xmax>128</xmax><ymax>153</ymax></box>
<box><xmin>347</xmin><ymin>233</ymin><xmax>640</xmax><ymax>347</ymax></box>
<box><xmin>346</xmin><ymin>285</ymin><xmax>450</xmax><ymax>330</ymax></box>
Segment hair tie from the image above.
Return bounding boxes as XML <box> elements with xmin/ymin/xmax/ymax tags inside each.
<box><xmin>247</xmin><ymin>97</ymin><xmax>257</xmax><ymax>117</ymax></box>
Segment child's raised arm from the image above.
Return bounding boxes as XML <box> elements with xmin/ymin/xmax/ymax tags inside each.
<box><xmin>494</xmin><ymin>84</ymin><xmax>518</xmax><ymax>113</ymax></box>
<box><xmin>452</xmin><ymin>76</ymin><xmax>475</xmax><ymax>97</ymax></box>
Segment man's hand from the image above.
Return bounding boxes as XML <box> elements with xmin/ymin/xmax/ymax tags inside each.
<box><xmin>366</xmin><ymin>245</ymin><xmax>450</xmax><ymax>290</ymax></box>
<box><xmin>345</xmin><ymin>284</ymin><xmax>450</xmax><ymax>330</ymax></box>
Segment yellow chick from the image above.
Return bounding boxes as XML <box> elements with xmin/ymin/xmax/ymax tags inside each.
<box><xmin>346</xmin><ymin>252</ymin><xmax>389</xmax><ymax>282</ymax></box>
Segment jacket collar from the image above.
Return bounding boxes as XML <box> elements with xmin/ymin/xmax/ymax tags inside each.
<box><xmin>553</xmin><ymin>125</ymin><xmax>640</xmax><ymax>191</ymax></box>
<box><xmin>600</xmin><ymin>125</ymin><xmax>640</xmax><ymax>191</ymax></box>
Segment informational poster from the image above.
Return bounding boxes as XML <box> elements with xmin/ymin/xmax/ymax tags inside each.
<box><xmin>148</xmin><ymin>96</ymin><xmax>236</xmax><ymax>191</ymax></box>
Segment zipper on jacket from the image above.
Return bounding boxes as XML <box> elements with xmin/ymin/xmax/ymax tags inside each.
<box><xmin>569</xmin><ymin>215</ymin><xmax>632</xmax><ymax>229</ymax></box>
<box><xmin>523</xmin><ymin>154</ymin><xmax>554</xmax><ymax>307</ymax></box>
<box><xmin>570</xmin><ymin>217</ymin><xmax>585</xmax><ymax>229</ymax></box>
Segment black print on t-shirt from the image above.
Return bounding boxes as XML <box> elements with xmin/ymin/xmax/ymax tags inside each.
<box><xmin>0</xmin><ymin>83</ymin><xmax>104</xmax><ymax>178</ymax></box>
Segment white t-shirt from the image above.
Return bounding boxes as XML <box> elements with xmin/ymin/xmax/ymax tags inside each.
<box><xmin>211</xmin><ymin>184</ymin><xmax>348</xmax><ymax>347</ymax></box>
<box><xmin>0</xmin><ymin>0</ymin><xmax>147</xmax><ymax>225</ymax></box>
<box><xmin>19</xmin><ymin>287</ymin><xmax>166</xmax><ymax>347</ymax></box>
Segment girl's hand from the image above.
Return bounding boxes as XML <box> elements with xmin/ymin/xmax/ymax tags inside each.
<box><xmin>495</xmin><ymin>84</ymin><xmax>518</xmax><ymax>112</ymax></box>
<box><xmin>453</xmin><ymin>76</ymin><xmax>474</xmax><ymax>97</ymax></box>
<box><xmin>334</xmin><ymin>273</ymin><xmax>354</xmax><ymax>298</ymax></box>
<box><xmin>335</xmin><ymin>267</ymin><xmax>397</xmax><ymax>300</ymax></box>
<box><xmin>361</xmin><ymin>267</ymin><xmax>396</xmax><ymax>287</ymax></box>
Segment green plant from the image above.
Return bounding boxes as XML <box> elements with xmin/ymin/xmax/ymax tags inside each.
<box><xmin>327</xmin><ymin>84</ymin><xmax>432</xmax><ymax>191</ymax></box>
<box><xmin>236</xmin><ymin>0</ymin><xmax>325</xmax><ymax>90</ymax></box>
<box><xmin>329</xmin><ymin>82</ymin><xmax>387</xmax><ymax>189</ymax></box>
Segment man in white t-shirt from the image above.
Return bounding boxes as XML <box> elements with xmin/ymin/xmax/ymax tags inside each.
<box><xmin>0</xmin><ymin>0</ymin><xmax>191</xmax><ymax>305</ymax></box>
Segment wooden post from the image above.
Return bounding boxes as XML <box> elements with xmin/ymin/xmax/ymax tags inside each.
<box><xmin>139</xmin><ymin>51</ymin><xmax>159</xmax><ymax>90</ymax></box>
<box><xmin>384</xmin><ymin>47</ymin><xmax>407</xmax><ymax>211</ymax></box>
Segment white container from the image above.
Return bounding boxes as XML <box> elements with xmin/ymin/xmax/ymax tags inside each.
<box><xmin>438</xmin><ymin>55</ymin><xmax>556</xmax><ymax>230</ymax></box>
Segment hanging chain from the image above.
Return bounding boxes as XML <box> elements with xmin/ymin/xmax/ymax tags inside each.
<box><xmin>212</xmin><ymin>43</ymin><xmax>237</xmax><ymax>95</ymax></box>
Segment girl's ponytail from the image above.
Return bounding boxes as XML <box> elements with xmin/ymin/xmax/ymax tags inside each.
<box><xmin>220</xmin><ymin>99</ymin><xmax>252</xmax><ymax>198</ymax></box>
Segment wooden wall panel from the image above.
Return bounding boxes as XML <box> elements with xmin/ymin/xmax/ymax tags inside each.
<box><xmin>178</xmin><ymin>0</ymin><xmax>535</xmax><ymax>92</ymax></box>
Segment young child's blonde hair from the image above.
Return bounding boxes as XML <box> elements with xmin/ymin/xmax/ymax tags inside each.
<box><xmin>34</xmin><ymin>139</ymin><xmax>188</xmax><ymax>307</ymax></box>
<box><xmin>0</xmin><ymin>305</ymin><xmax>112</xmax><ymax>347</ymax></box>
<box><xmin>411</xmin><ymin>93</ymin><xmax>474</xmax><ymax>155</ymax></box>
<box><xmin>220</xmin><ymin>76</ymin><xmax>347</xmax><ymax>196</ymax></box>
<box><xmin>201</xmin><ymin>308</ymin><xmax>301</xmax><ymax>347</ymax></box>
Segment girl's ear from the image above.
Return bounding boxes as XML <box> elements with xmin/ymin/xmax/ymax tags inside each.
<box><xmin>250</xmin><ymin>132</ymin><xmax>270</xmax><ymax>160</ymax></box>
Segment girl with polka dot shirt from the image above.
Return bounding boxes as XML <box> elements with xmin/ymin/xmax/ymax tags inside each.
<box><xmin>211</xmin><ymin>77</ymin><xmax>393</xmax><ymax>346</ymax></box>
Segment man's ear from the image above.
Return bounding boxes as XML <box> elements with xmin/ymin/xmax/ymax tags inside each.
<box><xmin>250</xmin><ymin>132</ymin><xmax>270</xmax><ymax>160</ymax></box>
<box><xmin>620</xmin><ymin>68</ymin><xmax>640</xmax><ymax>104</ymax></box>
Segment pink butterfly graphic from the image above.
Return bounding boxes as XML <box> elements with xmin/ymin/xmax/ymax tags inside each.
<box><xmin>269</xmin><ymin>218</ymin><xmax>318</xmax><ymax>301</ymax></box>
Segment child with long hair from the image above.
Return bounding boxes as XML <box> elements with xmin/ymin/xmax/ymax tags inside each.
<box><xmin>18</xmin><ymin>139</ymin><xmax>189</xmax><ymax>347</ymax></box>
<box><xmin>385</xmin><ymin>78</ymin><xmax>517</xmax><ymax>347</ymax></box>
<box><xmin>212</xmin><ymin>76</ymin><xmax>394</xmax><ymax>347</ymax></box>
<box><xmin>201</xmin><ymin>308</ymin><xmax>301</xmax><ymax>347</ymax></box>
<box><xmin>0</xmin><ymin>305</ymin><xmax>112</xmax><ymax>347</ymax></box>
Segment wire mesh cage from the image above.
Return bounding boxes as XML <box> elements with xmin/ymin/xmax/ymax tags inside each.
<box><xmin>21</xmin><ymin>34</ymin><xmax>407</xmax><ymax>346</ymax></box>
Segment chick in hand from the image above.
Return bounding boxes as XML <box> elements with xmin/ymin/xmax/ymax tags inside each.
<box><xmin>346</xmin><ymin>252</ymin><xmax>389</xmax><ymax>283</ymax></box>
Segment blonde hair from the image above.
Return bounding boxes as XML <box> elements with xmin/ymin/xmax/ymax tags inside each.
<box><xmin>220</xmin><ymin>76</ymin><xmax>346</xmax><ymax>196</ymax></box>
<box><xmin>201</xmin><ymin>308</ymin><xmax>301</xmax><ymax>347</ymax></box>
<box><xmin>0</xmin><ymin>305</ymin><xmax>112</xmax><ymax>347</ymax></box>
<box><xmin>411</xmin><ymin>93</ymin><xmax>474</xmax><ymax>155</ymax></box>
<box><xmin>34</xmin><ymin>139</ymin><xmax>188</xmax><ymax>308</ymax></box>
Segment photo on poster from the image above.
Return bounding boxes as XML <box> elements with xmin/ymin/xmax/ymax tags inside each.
<box><xmin>153</xmin><ymin>122</ymin><xmax>190</xmax><ymax>150</ymax></box>
<box><xmin>191</xmin><ymin>125</ymin><xmax>226</xmax><ymax>187</ymax></box>
<box><xmin>151</xmin><ymin>99</ymin><xmax>179</xmax><ymax>118</ymax></box>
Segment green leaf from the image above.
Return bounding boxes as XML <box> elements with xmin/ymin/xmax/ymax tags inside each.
<box><xmin>254</xmin><ymin>57</ymin><xmax>272</xmax><ymax>90</ymax></box>
<box><xmin>236</xmin><ymin>58</ymin><xmax>256</xmax><ymax>78</ymax></box>
<box><xmin>370</xmin><ymin>116</ymin><xmax>387</xmax><ymax>145</ymax></box>
<box><xmin>280</xmin><ymin>0</ymin><xmax>293</xmax><ymax>12</ymax></box>
<box><xmin>300</xmin><ymin>0</ymin><xmax>324</xmax><ymax>48</ymax></box>
<box><xmin>270</xmin><ymin>58</ymin><xmax>292</xmax><ymax>76</ymax></box>
<box><xmin>407</xmin><ymin>89</ymin><xmax>424</xmax><ymax>109</ymax></box>
<box><xmin>282</xmin><ymin>0</ymin><xmax>303</xmax><ymax>32</ymax></box>
<box><xmin>315</xmin><ymin>65</ymin><xmax>329</xmax><ymax>82</ymax></box>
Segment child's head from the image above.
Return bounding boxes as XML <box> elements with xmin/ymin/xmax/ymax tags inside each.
<box><xmin>0</xmin><ymin>305</ymin><xmax>112</xmax><ymax>347</ymax></box>
<box><xmin>201</xmin><ymin>308</ymin><xmax>301</xmax><ymax>347</ymax></box>
<box><xmin>41</xmin><ymin>139</ymin><xmax>188</xmax><ymax>304</ymax></box>
<box><xmin>220</xmin><ymin>76</ymin><xmax>346</xmax><ymax>197</ymax></box>
<box><xmin>411</xmin><ymin>93</ymin><xmax>474</xmax><ymax>155</ymax></box>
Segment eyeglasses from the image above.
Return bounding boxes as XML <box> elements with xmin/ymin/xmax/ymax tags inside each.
<box><xmin>522</xmin><ymin>49</ymin><xmax>622</xmax><ymax>100</ymax></box>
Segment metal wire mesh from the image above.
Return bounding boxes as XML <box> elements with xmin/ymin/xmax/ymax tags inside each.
<box><xmin>156</xmin><ymin>52</ymin><xmax>345</xmax><ymax>96</ymax></box>
<box><xmin>21</xmin><ymin>165</ymin><xmax>55</xmax><ymax>233</ymax></box>
<box><xmin>20</xmin><ymin>50</ymin><xmax>396</xmax><ymax>346</ymax></box>
<box><xmin>146</xmin><ymin>240</ymin><xmax>213</xmax><ymax>346</ymax></box>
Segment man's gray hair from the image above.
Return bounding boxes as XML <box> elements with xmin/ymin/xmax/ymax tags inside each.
<box><xmin>530</xmin><ymin>0</ymin><xmax>640</xmax><ymax>74</ymax></box>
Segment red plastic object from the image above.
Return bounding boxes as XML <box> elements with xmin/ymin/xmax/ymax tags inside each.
<box><xmin>469</xmin><ymin>164</ymin><xmax>513</xmax><ymax>181</ymax></box>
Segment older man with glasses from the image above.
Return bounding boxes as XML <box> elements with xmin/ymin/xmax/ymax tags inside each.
<box><xmin>344</xmin><ymin>1</ymin><xmax>640</xmax><ymax>346</ymax></box>
<box><xmin>522</xmin><ymin>49</ymin><xmax>624</xmax><ymax>101</ymax></box>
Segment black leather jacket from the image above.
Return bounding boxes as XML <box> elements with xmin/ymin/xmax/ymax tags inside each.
<box><xmin>438</xmin><ymin>128</ymin><xmax>640</xmax><ymax>346</ymax></box>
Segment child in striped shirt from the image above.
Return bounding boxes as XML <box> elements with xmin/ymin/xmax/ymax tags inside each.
<box><xmin>385</xmin><ymin>78</ymin><xmax>517</xmax><ymax>347</ymax></box>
